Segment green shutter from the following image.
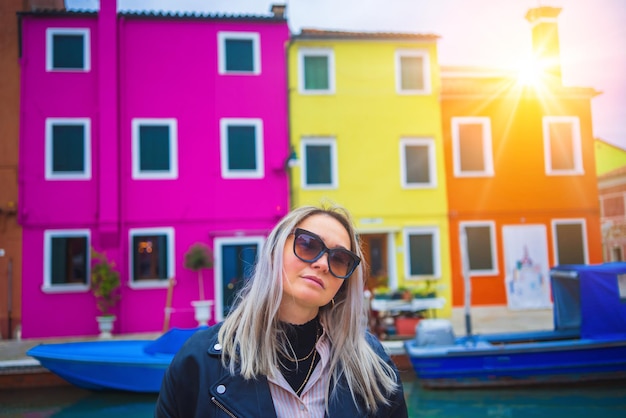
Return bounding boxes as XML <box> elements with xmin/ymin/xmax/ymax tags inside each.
<box><xmin>53</xmin><ymin>34</ymin><xmax>84</xmax><ymax>69</ymax></box>
<box><xmin>556</xmin><ymin>224</ymin><xmax>585</xmax><ymax>264</ymax></box>
<box><xmin>51</xmin><ymin>237</ymin><xmax>68</xmax><ymax>284</ymax></box>
<box><xmin>305</xmin><ymin>145</ymin><xmax>331</xmax><ymax>185</ymax></box>
<box><xmin>52</xmin><ymin>125</ymin><xmax>85</xmax><ymax>173</ymax></box>
<box><xmin>459</xmin><ymin>123</ymin><xmax>485</xmax><ymax>171</ymax></box>
<box><xmin>50</xmin><ymin>236</ymin><xmax>87</xmax><ymax>284</ymax></box>
<box><xmin>406</xmin><ymin>145</ymin><xmax>429</xmax><ymax>183</ymax></box>
<box><xmin>409</xmin><ymin>234</ymin><xmax>434</xmax><ymax>275</ymax></box>
<box><xmin>304</xmin><ymin>56</ymin><xmax>329</xmax><ymax>90</ymax></box>
<box><xmin>467</xmin><ymin>226</ymin><xmax>493</xmax><ymax>270</ymax></box>
<box><xmin>400</xmin><ymin>56</ymin><xmax>424</xmax><ymax>90</ymax></box>
<box><xmin>139</xmin><ymin>125</ymin><xmax>170</xmax><ymax>171</ymax></box>
<box><xmin>225</xmin><ymin>39</ymin><xmax>254</xmax><ymax>72</ymax></box>
<box><xmin>227</xmin><ymin>126</ymin><xmax>256</xmax><ymax>170</ymax></box>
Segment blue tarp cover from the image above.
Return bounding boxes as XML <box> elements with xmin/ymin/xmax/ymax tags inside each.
<box><xmin>551</xmin><ymin>263</ymin><xmax>626</xmax><ymax>340</ymax></box>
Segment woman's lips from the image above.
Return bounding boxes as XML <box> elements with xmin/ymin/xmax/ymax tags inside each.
<box><xmin>303</xmin><ymin>275</ymin><xmax>325</xmax><ymax>289</ymax></box>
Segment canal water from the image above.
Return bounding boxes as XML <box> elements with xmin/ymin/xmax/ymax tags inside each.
<box><xmin>1</xmin><ymin>379</ymin><xmax>626</xmax><ymax>417</ymax></box>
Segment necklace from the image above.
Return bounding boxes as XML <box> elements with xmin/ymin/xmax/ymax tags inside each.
<box><xmin>295</xmin><ymin>349</ymin><xmax>317</xmax><ymax>396</ymax></box>
<box><xmin>287</xmin><ymin>343</ymin><xmax>316</xmax><ymax>362</ymax></box>
<box><xmin>284</xmin><ymin>324</ymin><xmax>320</xmax><ymax>362</ymax></box>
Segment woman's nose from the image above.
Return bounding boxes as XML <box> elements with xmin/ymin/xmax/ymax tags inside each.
<box><xmin>311</xmin><ymin>251</ymin><xmax>330</xmax><ymax>273</ymax></box>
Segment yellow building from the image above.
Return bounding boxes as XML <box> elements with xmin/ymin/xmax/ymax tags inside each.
<box><xmin>288</xmin><ymin>30</ymin><xmax>451</xmax><ymax>318</ymax></box>
<box><xmin>595</xmin><ymin>139</ymin><xmax>626</xmax><ymax>176</ymax></box>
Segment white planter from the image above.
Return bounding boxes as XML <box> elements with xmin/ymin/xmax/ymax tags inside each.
<box><xmin>191</xmin><ymin>300</ymin><xmax>214</xmax><ymax>327</ymax></box>
<box><xmin>96</xmin><ymin>315</ymin><xmax>116</xmax><ymax>339</ymax></box>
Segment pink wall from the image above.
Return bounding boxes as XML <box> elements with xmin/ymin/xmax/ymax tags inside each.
<box><xmin>19</xmin><ymin>11</ymin><xmax>290</xmax><ymax>338</ymax></box>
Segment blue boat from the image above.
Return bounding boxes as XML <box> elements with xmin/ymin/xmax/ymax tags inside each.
<box><xmin>405</xmin><ymin>263</ymin><xmax>626</xmax><ymax>388</ymax></box>
<box><xmin>26</xmin><ymin>327</ymin><xmax>202</xmax><ymax>392</ymax></box>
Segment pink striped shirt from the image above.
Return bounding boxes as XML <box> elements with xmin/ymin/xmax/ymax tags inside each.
<box><xmin>268</xmin><ymin>332</ymin><xmax>331</xmax><ymax>418</ymax></box>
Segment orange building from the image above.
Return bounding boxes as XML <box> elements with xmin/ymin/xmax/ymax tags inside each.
<box><xmin>441</xmin><ymin>7</ymin><xmax>603</xmax><ymax>309</ymax></box>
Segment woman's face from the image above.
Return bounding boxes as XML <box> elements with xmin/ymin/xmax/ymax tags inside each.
<box><xmin>279</xmin><ymin>214</ymin><xmax>352</xmax><ymax>322</ymax></box>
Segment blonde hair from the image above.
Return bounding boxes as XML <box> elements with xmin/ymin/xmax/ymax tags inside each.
<box><xmin>218</xmin><ymin>204</ymin><xmax>399</xmax><ymax>413</ymax></box>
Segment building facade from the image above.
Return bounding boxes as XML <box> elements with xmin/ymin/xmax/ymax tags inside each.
<box><xmin>288</xmin><ymin>30</ymin><xmax>452</xmax><ymax>317</ymax></box>
<box><xmin>18</xmin><ymin>2</ymin><xmax>290</xmax><ymax>338</ymax></box>
<box><xmin>441</xmin><ymin>7</ymin><xmax>603</xmax><ymax>309</ymax></box>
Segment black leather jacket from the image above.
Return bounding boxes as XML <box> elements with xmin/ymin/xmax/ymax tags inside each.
<box><xmin>155</xmin><ymin>324</ymin><xmax>408</xmax><ymax>417</ymax></box>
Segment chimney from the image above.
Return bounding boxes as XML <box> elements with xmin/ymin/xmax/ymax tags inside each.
<box><xmin>525</xmin><ymin>6</ymin><xmax>563</xmax><ymax>85</ymax></box>
<box><xmin>271</xmin><ymin>4</ymin><xmax>286</xmax><ymax>19</ymax></box>
<box><xmin>28</xmin><ymin>0</ymin><xmax>65</xmax><ymax>11</ymax></box>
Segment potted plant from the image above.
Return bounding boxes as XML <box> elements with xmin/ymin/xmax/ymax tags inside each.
<box><xmin>184</xmin><ymin>243</ymin><xmax>214</xmax><ymax>327</ymax></box>
<box><xmin>90</xmin><ymin>248</ymin><xmax>121</xmax><ymax>338</ymax></box>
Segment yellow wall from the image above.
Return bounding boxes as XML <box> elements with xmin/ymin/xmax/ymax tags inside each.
<box><xmin>596</xmin><ymin>139</ymin><xmax>626</xmax><ymax>176</ymax></box>
<box><xmin>288</xmin><ymin>37</ymin><xmax>452</xmax><ymax>317</ymax></box>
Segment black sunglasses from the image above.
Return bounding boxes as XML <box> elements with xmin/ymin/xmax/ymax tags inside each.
<box><xmin>292</xmin><ymin>228</ymin><xmax>361</xmax><ymax>279</ymax></box>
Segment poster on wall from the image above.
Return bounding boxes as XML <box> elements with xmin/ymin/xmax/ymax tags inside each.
<box><xmin>502</xmin><ymin>224</ymin><xmax>552</xmax><ymax>310</ymax></box>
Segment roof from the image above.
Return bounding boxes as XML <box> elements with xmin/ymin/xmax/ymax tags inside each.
<box><xmin>293</xmin><ymin>28</ymin><xmax>439</xmax><ymax>42</ymax></box>
<box><xmin>440</xmin><ymin>65</ymin><xmax>600</xmax><ymax>99</ymax></box>
<box><xmin>598</xmin><ymin>165</ymin><xmax>626</xmax><ymax>180</ymax></box>
<box><xmin>17</xmin><ymin>9</ymin><xmax>285</xmax><ymax>23</ymax></box>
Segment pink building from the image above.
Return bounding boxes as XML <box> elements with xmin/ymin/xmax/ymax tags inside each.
<box><xmin>18</xmin><ymin>2</ymin><xmax>290</xmax><ymax>338</ymax></box>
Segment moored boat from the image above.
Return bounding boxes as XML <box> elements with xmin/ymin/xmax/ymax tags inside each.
<box><xmin>405</xmin><ymin>263</ymin><xmax>626</xmax><ymax>388</ymax></box>
<box><xmin>26</xmin><ymin>327</ymin><xmax>202</xmax><ymax>392</ymax></box>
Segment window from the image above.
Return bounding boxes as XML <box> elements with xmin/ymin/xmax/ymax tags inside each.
<box><xmin>543</xmin><ymin>116</ymin><xmax>583</xmax><ymax>175</ymax></box>
<box><xmin>601</xmin><ymin>194</ymin><xmax>625</xmax><ymax>218</ymax></box>
<box><xmin>45</xmin><ymin>118</ymin><xmax>91</xmax><ymax>180</ymax></box>
<box><xmin>552</xmin><ymin>219</ymin><xmax>587</xmax><ymax>265</ymax></box>
<box><xmin>400</xmin><ymin>138</ymin><xmax>436</xmax><ymax>188</ymax></box>
<box><xmin>213</xmin><ymin>236</ymin><xmax>264</xmax><ymax>321</ymax></box>
<box><xmin>43</xmin><ymin>229</ymin><xmax>90</xmax><ymax>292</ymax></box>
<box><xmin>461</xmin><ymin>221</ymin><xmax>498</xmax><ymax>275</ymax></box>
<box><xmin>452</xmin><ymin>117</ymin><xmax>494</xmax><ymax>177</ymax></box>
<box><xmin>395</xmin><ymin>49</ymin><xmax>431</xmax><ymax>94</ymax></box>
<box><xmin>217</xmin><ymin>32</ymin><xmax>261</xmax><ymax>75</ymax></box>
<box><xmin>46</xmin><ymin>28</ymin><xmax>90</xmax><ymax>71</ymax></box>
<box><xmin>301</xmin><ymin>137</ymin><xmax>338</xmax><ymax>189</ymax></box>
<box><xmin>129</xmin><ymin>228</ymin><xmax>174</xmax><ymax>287</ymax></box>
<box><xmin>298</xmin><ymin>48</ymin><xmax>335</xmax><ymax>94</ymax></box>
<box><xmin>220</xmin><ymin>118</ymin><xmax>264</xmax><ymax>179</ymax></box>
<box><xmin>404</xmin><ymin>227</ymin><xmax>440</xmax><ymax>279</ymax></box>
<box><xmin>132</xmin><ymin>119</ymin><xmax>178</xmax><ymax>180</ymax></box>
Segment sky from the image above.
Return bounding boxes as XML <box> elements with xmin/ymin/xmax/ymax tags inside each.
<box><xmin>66</xmin><ymin>0</ymin><xmax>626</xmax><ymax>150</ymax></box>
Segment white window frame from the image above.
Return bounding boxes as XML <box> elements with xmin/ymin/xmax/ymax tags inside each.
<box><xmin>213</xmin><ymin>235</ymin><xmax>265</xmax><ymax>322</ymax></box>
<box><xmin>217</xmin><ymin>31</ymin><xmax>261</xmax><ymax>75</ymax></box>
<box><xmin>395</xmin><ymin>49</ymin><xmax>431</xmax><ymax>95</ymax></box>
<box><xmin>46</xmin><ymin>28</ymin><xmax>91</xmax><ymax>72</ymax></box>
<box><xmin>460</xmin><ymin>221</ymin><xmax>499</xmax><ymax>276</ymax></box>
<box><xmin>403</xmin><ymin>226</ymin><xmax>441</xmax><ymax>280</ymax></box>
<box><xmin>551</xmin><ymin>219</ymin><xmax>588</xmax><ymax>265</ymax></box>
<box><xmin>45</xmin><ymin>118</ymin><xmax>91</xmax><ymax>180</ymax></box>
<box><xmin>128</xmin><ymin>227</ymin><xmax>175</xmax><ymax>289</ymax></box>
<box><xmin>220</xmin><ymin>118</ymin><xmax>264</xmax><ymax>179</ymax></box>
<box><xmin>400</xmin><ymin>137</ymin><xmax>436</xmax><ymax>189</ymax></box>
<box><xmin>42</xmin><ymin>229</ymin><xmax>91</xmax><ymax>293</ymax></box>
<box><xmin>543</xmin><ymin>116</ymin><xmax>583</xmax><ymax>176</ymax></box>
<box><xmin>451</xmin><ymin>117</ymin><xmax>494</xmax><ymax>177</ymax></box>
<box><xmin>131</xmin><ymin>118</ymin><xmax>178</xmax><ymax>180</ymax></box>
<box><xmin>301</xmin><ymin>137</ymin><xmax>338</xmax><ymax>189</ymax></box>
<box><xmin>297</xmin><ymin>48</ymin><xmax>335</xmax><ymax>95</ymax></box>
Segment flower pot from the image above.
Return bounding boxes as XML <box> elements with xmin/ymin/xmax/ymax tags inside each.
<box><xmin>395</xmin><ymin>317</ymin><xmax>422</xmax><ymax>337</ymax></box>
<box><xmin>191</xmin><ymin>300</ymin><xmax>214</xmax><ymax>327</ymax></box>
<box><xmin>96</xmin><ymin>315</ymin><xmax>116</xmax><ymax>339</ymax></box>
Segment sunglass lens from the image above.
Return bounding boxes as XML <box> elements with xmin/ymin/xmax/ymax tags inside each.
<box><xmin>295</xmin><ymin>233</ymin><xmax>324</xmax><ymax>261</ymax></box>
<box><xmin>329</xmin><ymin>250</ymin><xmax>356</xmax><ymax>278</ymax></box>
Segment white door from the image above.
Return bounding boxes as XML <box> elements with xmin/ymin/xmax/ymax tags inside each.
<box><xmin>502</xmin><ymin>224</ymin><xmax>552</xmax><ymax>310</ymax></box>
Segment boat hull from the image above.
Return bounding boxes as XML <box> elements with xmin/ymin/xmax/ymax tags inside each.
<box><xmin>405</xmin><ymin>337</ymin><xmax>626</xmax><ymax>389</ymax></box>
<box><xmin>27</xmin><ymin>327</ymin><xmax>201</xmax><ymax>392</ymax></box>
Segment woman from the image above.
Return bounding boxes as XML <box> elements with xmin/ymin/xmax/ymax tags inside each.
<box><xmin>156</xmin><ymin>205</ymin><xmax>408</xmax><ymax>417</ymax></box>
